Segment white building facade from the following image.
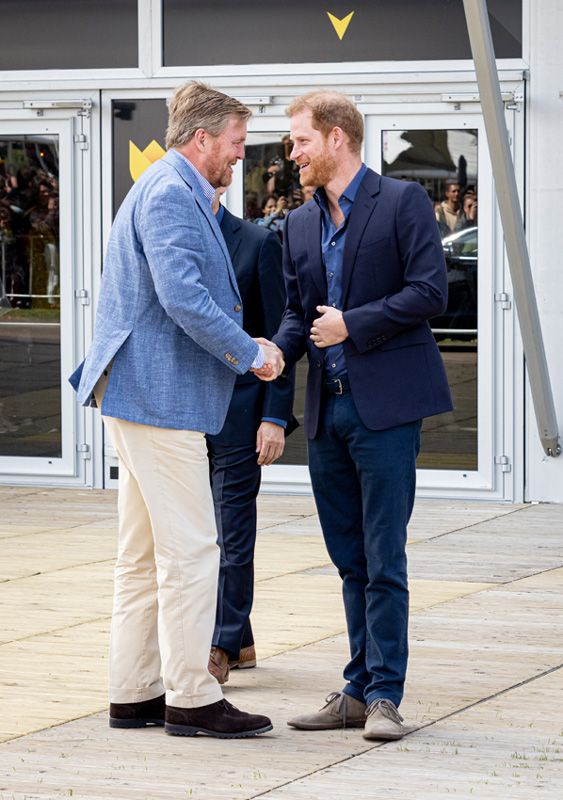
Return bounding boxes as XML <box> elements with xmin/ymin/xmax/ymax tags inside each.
<box><xmin>0</xmin><ymin>0</ymin><xmax>561</xmax><ymax>503</ymax></box>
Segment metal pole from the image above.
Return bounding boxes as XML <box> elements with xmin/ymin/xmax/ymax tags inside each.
<box><xmin>462</xmin><ymin>0</ymin><xmax>560</xmax><ymax>457</ymax></box>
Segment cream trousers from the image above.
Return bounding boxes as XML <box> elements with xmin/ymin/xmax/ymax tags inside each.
<box><xmin>95</xmin><ymin>373</ymin><xmax>223</xmax><ymax>709</ymax></box>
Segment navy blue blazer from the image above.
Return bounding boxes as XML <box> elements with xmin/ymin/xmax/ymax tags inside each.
<box><xmin>274</xmin><ymin>168</ymin><xmax>453</xmax><ymax>439</ymax></box>
<box><xmin>209</xmin><ymin>207</ymin><xmax>296</xmax><ymax>445</ymax></box>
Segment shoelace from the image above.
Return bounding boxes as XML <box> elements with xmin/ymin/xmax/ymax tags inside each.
<box><xmin>321</xmin><ymin>691</ymin><xmax>349</xmax><ymax>728</ymax></box>
<box><xmin>366</xmin><ymin>698</ymin><xmax>404</xmax><ymax>723</ymax></box>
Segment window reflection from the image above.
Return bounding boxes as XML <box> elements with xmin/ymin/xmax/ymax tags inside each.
<box><xmin>244</xmin><ymin>132</ymin><xmax>309</xmax><ymax>465</ymax></box>
<box><xmin>244</xmin><ymin>132</ymin><xmax>305</xmax><ymax>231</ymax></box>
<box><xmin>0</xmin><ymin>136</ymin><xmax>61</xmax><ymax>457</ymax></box>
<box><xmin>382</xmin><ymin>128</ymin><xmax>479</xmax><ymax>471</ymax></box>
<box><xmin>245</xmin><ymin>128</ymin><xmax>480</xmax><ymax>473</ymax></box>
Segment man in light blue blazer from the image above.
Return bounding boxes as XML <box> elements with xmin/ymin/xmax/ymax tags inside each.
<box><xmin>70</xmin><ymin>82</ymin><xmax>284</xmax><ymax>739</ymax></box>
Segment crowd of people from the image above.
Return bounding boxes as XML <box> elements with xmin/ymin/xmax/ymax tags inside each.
<box><xmin>244</xmin><ymin>137</ymin><xmax>316</xmax><ymax>237</ymax></box>
<box><xmin>0</xmin><ymin>154</ymin><xmax>59</xmax><ymax>309</ymax></box>
<box><xmin>246</xmin><ymin>150</ymin><xmax>477</xmax><ymax>246</ymax></box>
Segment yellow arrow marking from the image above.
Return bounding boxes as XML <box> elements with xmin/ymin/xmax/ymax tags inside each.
<box><xmin>327</xmin><ymin>10</ymin><xmax>354</xmax><ymax>41</ymax></box>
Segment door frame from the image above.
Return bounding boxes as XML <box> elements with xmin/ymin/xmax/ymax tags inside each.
<box><xmin>241</xmin><ymin>103</ymin><xmax>520</xmax><ymax>500</ymax></box>
<box><xmin>0</xmin><ymin>101</ymin><xmax>95</xmax><ymax>485</ymax></box>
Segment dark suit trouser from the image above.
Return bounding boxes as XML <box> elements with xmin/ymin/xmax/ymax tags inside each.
<box><xmin>308</xmin><ymin>388</ymin><xmax>421</xmax><ymax>709</ymax></box>
<box><xmin>206</xmin><ymin>386</ymin><xmax>261</xmax><ymax>659</ymax></box>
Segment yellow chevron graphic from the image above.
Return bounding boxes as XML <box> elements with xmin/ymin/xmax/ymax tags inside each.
<box><xmin>327</xmin><ymin>10</ymin><xmax>354</xmax><ymax>41</ymax></box>
<box><xmin>129</xmin><ymin>139</ymin><xmax>166</xmax><ymax>182</ymax></box>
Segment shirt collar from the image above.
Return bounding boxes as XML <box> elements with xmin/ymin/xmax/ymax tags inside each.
<box><xmin>314</xmin><ymin>163</ymin><xmax>368</xmax><ymax>214</ymax></box>
<box><xmin>175</xmin><ymin>151</ymin><xmax>216</xmax><ymax>207</ymax></box>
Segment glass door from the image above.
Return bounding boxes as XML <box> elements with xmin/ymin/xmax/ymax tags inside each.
<box><xmin>235</xmin><ymin>106</ymin><xmax>507</xmax><ymax>497</ymax></box>
<box><xmin>0</xmin><ymin>113</ymin><xmax>86</xmax><ymax>482</ymax></box>
<box><xmin>227</xmin><ymin>116</ymin><xmax>311</xmax><ymax>491</ymax></box>
<box><xmin>363</xmin><ymin>107</ymin><xmax>500</xmax><ymax>495</ymax></box>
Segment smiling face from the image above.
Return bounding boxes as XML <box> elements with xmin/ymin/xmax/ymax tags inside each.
<box><xmin>289</xmin><ymin>110</ymin><xmax>337</xmax><ymax>189</ymax></box>
<box><xmin>203</xmin><ymin>115</ymin><xmax>247</xmax><ymax>189</ymax></box>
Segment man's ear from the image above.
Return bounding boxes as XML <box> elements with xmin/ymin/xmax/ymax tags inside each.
<box><xmin>193</xmin><ymin>128</ymin><xmax>206</xmax><ymax>152</ymax></box>
<box><xmin>330</xmin><ymin>126</ymin><xmax>345</xmax><ymax>150</ymax></box>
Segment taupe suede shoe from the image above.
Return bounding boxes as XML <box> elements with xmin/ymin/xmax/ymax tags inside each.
<box><xmin>229</xmin><ymin>644</ymin><xmax>257</xmax><ymax>670</ymax></box>
<box><xmin>208</xmin><ymin>646</ymin><xmax>230</xmax><ymax>684</ymax></box>
<box><xmin>287</xmin><ymin>692</ymin><xmax>366</xmax><ymax>730</ymax></box>
<box><xmin>363</xmin><ymin>698</ymin><xmax>410</xmax><ymax>740</ymax></box>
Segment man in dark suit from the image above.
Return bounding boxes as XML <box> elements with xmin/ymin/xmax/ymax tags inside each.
<box><xmin>273</xmin><ymin>92</ymin><xmax>453</xmax><ymax>740</ymax></box>
<box><xmin>206</xmin><ymin>190</ymin><xmax>295</xmax><ymax>685</ymax></box>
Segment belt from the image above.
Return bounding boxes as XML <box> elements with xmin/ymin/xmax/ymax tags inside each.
<box><xmin>323</xmin><ymin>375</ymin><xmax>350</xmax><ymax>395</ymax></box>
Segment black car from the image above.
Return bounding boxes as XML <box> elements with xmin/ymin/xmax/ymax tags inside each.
<box><xmin>431</xmin><ymin>226</ymin><xmax>477</xmax><ymax>338</ymax></box>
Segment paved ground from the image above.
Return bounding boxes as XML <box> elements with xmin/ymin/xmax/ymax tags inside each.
<box><xmin>0</xmin><ymin>487</ymin><xmax>562</xmax><ymax>799</ymax></box>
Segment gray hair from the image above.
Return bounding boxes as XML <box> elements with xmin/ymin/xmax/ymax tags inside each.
<box><xmin>166</xmin><ymin>82</ymin><xmax>252</xmax><ymax>149</ymax></box>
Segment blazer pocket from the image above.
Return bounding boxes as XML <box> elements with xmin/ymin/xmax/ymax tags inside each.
<box><xmin>378</xmin><ymin>328</ymin><xmax>432</xmax><ymax>351</ymax></box>
<box><xmin>357</xmin><ymin>234</ymin><xmax>390</xmax><ymax>252</ymax></box>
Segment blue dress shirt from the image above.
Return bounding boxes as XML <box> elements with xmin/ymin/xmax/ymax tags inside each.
<box><xmin>314</xmin><ymin>163</ymin><xmax>368</xmax><ymax>378</ymax></box>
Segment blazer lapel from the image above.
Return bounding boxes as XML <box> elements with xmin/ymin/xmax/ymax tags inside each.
<box><xmin>219</xmin><ymin>208</ymin><xmax>242</xmax><ymax>267</ymax></box>
<box><xmin>341</xmin><ymin>169</ymin><xmax>381</xmax><ymax>306</ymax></box>
<box><xmin>162</xmin><ymin>150</ymin><xmax>241</xmax><ymax>299</ymax></box>
<box><xmin>305</xmin><ymin>202</ymin><xmax>327</xmax><ymax>299</ymax></box>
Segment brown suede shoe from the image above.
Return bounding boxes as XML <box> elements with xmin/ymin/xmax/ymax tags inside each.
<box><xmin>229</xmin><ymin>644</ymin><xmax>257</xmax><ymax>670</ymax></box>
<box><xmin>287</xmin><ymin>692</ymin><xmax>366</xmax><ymax>730</ymax></box>
<box><xmin>109</xmin><ymin>694</ymin><xmax>165</xmax><ymax>729</ymax></box>
<box><xmin>208</xmin><ymin>646</ymin><xmax>230</xmax><ymax>684</ymax></box>
<box><xmin>363</xmin><ymin>698</ymin><xmax>411</xmax><ymax>740</ymax></box>
<box><xmin>165</xmin><ymin>699</ymin><xmax>272</xmax><ymax>738</ymax></box>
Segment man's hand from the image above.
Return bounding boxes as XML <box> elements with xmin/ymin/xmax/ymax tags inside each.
<box><xmin>250</xmin><ymin>337</ymin><xmax>285</xmax><ymax>381</ymax></box>
<box><xmin>310</xmin><ymin>305</ymin><xmax>349</xmax><ymax>348</ymax></box>
<box><xmin>256</xmin><ymin>421</ymin><xmax>285</xmax><ymax>466</ymax></box>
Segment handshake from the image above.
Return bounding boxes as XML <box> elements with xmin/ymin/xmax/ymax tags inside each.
<box><xmin>250</xmin><ymin>337</ymin><xmax>285</xmax><ymax>381</ymax></box>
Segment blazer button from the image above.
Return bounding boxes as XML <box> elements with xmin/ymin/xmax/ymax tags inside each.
<box><xmin>234</xmin><ymin>303</ymin><xmax>242</xmax><ymax>312</ymax></box>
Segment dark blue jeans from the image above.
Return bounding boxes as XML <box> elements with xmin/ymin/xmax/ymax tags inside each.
<box><xmin>308</xmin><ymin>390</ymin><xmax>420</xmax><ymax>708</ymax></box>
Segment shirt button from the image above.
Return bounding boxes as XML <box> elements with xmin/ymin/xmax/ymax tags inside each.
<box><xmin>234</xmin><ymin>304</ymin><xmax>241</xmax><ymax>312</ymax></box>
<box><xmin>332</xmin><ymin>302</ymin><xmax>336</xmax><ymax>307</ymax></box>
<box><xmin>329</xmin><ymin>272</ymin><xmax>334</xmax><ymax>277</ymax></box>
<box><xmin>331</xmin><ymin>241</ymin><xmax>336</xmax><ymax>246</ymax></box>
<box><xmin>331</xmin><ymin>363</ymin><xmax>336</xmax><ymax>368</ymax></box>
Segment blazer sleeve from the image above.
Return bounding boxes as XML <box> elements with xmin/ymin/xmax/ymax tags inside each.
<box><xmin>138</xmin><ymin>181</ymin><xmax>258</xmax><ymax>374</ymax></box>
<box><xmin>343</xmin><ymin>181</ymin><xmax>448</xmax><ymax>353</ymax></box>
<box><xmin>257</xmin><ymin>230</ymin><xmax>296</xmax><ymax>424</ymax></box>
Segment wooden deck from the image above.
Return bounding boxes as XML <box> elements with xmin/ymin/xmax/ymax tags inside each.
<box><xmin>0</xmin><ymin>488</ymin><xmax>562</xmax><ymax>798</ymax></box>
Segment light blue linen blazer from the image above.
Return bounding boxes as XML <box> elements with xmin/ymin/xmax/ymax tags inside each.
<box><xmin>70</xmin><ymin>149</ymin><xmax>258</xmax><ymax>434</ymax></box>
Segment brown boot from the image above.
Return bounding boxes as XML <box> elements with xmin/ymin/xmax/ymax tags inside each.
<box><xmin>165</xmin><ymin>699</ymin><xmax>272</xmax><ymax>738</ymax></box>
<box><xmin>208</xmin><ymin>646</ymin><xmax>230</xmax><ymax>684</ymax></box>
<box><xmin>229</xmin><ymin>644</ymin><xmax>257</xmax><ymax>670</ymax></box>
<box><xmin>109</xmin><ymin>694</ymin><xmax>165</xmax><ymax>729</ymax></box>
